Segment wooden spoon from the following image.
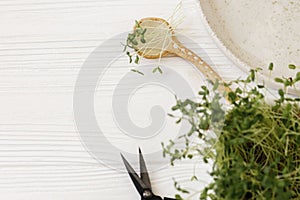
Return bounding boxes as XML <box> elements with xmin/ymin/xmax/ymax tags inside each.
<box><xmin>133</xmin><ymin>17</ymin><xmax>232</xmax><ymax>94</ymax></box>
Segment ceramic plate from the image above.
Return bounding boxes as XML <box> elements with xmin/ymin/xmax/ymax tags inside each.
<box><xmin>198</xmin><ymin>0</ymin><xmax>300</xmax><ymax>94</ymax></box>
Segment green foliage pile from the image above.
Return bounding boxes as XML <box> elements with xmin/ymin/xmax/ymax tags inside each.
<box><xmin>163</xmin><ymin>66</ymin><xmax>300</xmax><ymax>200</ymax></box>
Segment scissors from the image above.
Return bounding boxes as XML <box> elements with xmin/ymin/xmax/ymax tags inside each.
<box><xmin>121</xmin><ymin>148</ymin><xmax>176</xmax><ymax>200</ymax></box>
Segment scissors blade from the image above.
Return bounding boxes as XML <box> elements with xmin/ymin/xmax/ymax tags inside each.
<box><xmin>121</xmin><ymin>153</ymin><xmax>148</xmax><ymax>196</ymax></box>
<box><xmin>139</xmin><ymin>148</ymin><xmax>152</xmax><ymax>189</ymax></box>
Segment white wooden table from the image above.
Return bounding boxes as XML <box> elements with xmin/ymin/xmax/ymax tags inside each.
<box><xmin>0</xmin><ymin>0</ymin><xmax>246</xmax><ymax>199</ymax></box>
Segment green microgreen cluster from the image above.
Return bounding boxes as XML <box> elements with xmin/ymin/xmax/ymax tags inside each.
<box><xmin>123</xmin><ymin>20</ymin><xmax>163</xmax><ymax>75</ymax></box>
<box><xmin>122</xmin><ymin>20</ymin><xmax>146</xmax><ymax>75</ymax></box>
<box><xmin>163</xmin><ymin>65</ymin><xmax>300</xmax><ymax>200</ymax></box>
<box><xmin>123</xmin><ymin>20</ymin><xmax>146</xmax><ymax>63</ymax></box>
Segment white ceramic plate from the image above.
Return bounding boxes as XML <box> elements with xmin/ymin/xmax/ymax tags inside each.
<box><xmin>198</xmin><ymin>0</ymin><xmax>300</xmax><ymax>94</ymax></box>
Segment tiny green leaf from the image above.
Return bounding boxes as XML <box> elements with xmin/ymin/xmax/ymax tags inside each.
<box><xmin>126</xmin><ymin>52</ymin><xmax>133</xmax><ymax>63</ymax></box>
<box><xmin>140</xmin><ymin>37</ymin><xmax>146</xmax><ymax>43</ymax></box>
<box><xmin>131</xmin><ymin>69</ymin><xmax>144</xmax><ymax>75</ymax></box>
<box><xmin>275</xmin><ymin>78</ymin><xmax>284</xmax><ymax>83</ymax></box>
<box><xmin>278</xmin><ymin>88</ymin><xmax>284</xmax><ymax>97</ymax></box>
<box><xmin>268</xmin><ymin>62</ymin><xmax>274</xmax><ymax>71</ymax></box>
<box><xmin>157</xmin><ymin>66</ymin><xmax>163</xmax><ymax>74</ymax></box>
<box><xmin>134</xmin><ymin>55</ymin><xmax>139</xmax><ymax>64</ymax></box>
<box><xmin>288</xmin><ymin>64</ymin><xmax>296</xmax><ymax>69</ymax></box>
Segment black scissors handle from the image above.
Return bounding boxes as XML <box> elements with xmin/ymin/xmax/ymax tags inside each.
<box><xmin>164</xmin><ymin>197</ymin><xmax>176</xmax><ymax>200</ymax></box>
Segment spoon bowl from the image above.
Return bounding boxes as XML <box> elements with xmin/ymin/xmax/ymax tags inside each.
<box><xmin>134</xmin><ymin>18</ymin><xmax>174</xmax><ymax>59</ymax></box>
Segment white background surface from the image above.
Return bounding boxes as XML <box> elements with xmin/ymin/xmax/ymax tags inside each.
<box><xmin>0</xmin><ymin>0</ymin><xmax>247</xmax><ymax>199</ymax></box>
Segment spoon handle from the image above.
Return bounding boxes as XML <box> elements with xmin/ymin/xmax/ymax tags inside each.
<box><xmin>169</xmin><ymin>40</ymin><xmax>232</xmax><ymax>94</ymax></box>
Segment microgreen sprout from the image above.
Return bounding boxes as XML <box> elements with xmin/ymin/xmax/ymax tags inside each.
<box><xmin>152</xmin><ymin>66</ymin><xmax>163</xmax><ymax>74</ymax></box>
